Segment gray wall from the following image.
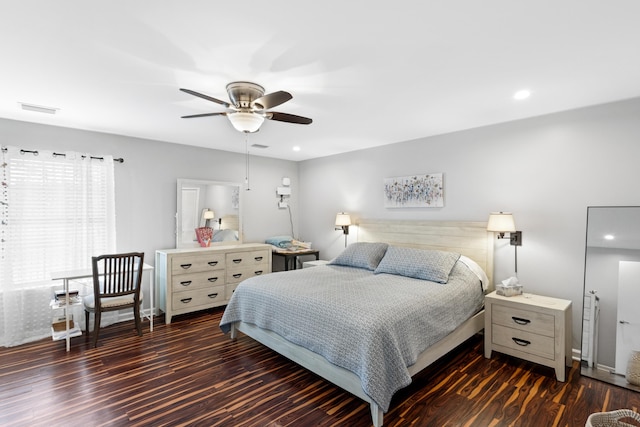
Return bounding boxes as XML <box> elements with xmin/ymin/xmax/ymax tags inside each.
<box><xmin>5</xmin><ymin>96</ymin><xmax>640</xmax><ymax>350</ymax></box>
<box><xmin>0</xmin><ymin>118</ymin><xmax>300</xmax><ymax>265</ymax></box>
<box><xmin>298</xmin><ymin>97</ymin><xmax>640</xmax><ymax>351</ymax></box>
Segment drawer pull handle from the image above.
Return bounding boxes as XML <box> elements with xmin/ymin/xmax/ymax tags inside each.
<box><xmin>233</xmin><ymin>259</ymin><xmax>242</xmax><ymax>264</ymax></box>
<box><xmin>180</xmin><ymin>263</ymin><xmax>192</xmax><ymax>269</ymax></box>
<box><xmin>180</xmin><ymin>281</ymin><xmax>192</xmax><ymax>286</ymax></box>
<box><xmin>255</xmin><ymin>256</ymin><xmax>263</xmax><ymax>261</ymax></box>
<box><xmin>208</xmin><ymin>261</ymin><xmax>218</xmax><ymax>266</ymax></box>
<box><xmin>208</xmin><ymin>277</ymin><xmax>218</xmax><ymax>282</ymax></box>
<box><xmin>511</xmin><ymin>316</ymin><xmax>531</xmax><ymax>325</ymax></box>
<box><xmin>233</xmin><ymin>273</ymin><xmax>242</xmax><ymax>279</ymax></box>
<box><xmin>254</xmin><ymin>270</ymin><xmax>263</xmax><ymax>275</ymax></box>
<box><xmin>208</xmin><ymin>293</ymin><xmax>218</xmax><ymax>299</ymax></box>
<box><xmin>180</xmin><ymin>297</ymin><xmax>193</xmax><ymax>304</ymax></box>
<box><xmin>512</xmin><ymin>337</ymin><xmax>531</xmax><ymax>346</ymax></box>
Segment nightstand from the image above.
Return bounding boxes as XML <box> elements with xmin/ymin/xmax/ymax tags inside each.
<box><xmin>484</xmin><ymin>291</ymin><xmax>572</xmax><ymax>381</ymax></box>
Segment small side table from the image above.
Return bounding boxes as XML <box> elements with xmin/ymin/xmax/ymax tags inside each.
<box><xmin>484</xmin><ymin>291</ymin><xmax>572</xmax><ymax>381</ymax></box>
<box><xmin>272</xmin><ymin>249</ymin><xmax>320</xmax><ymax>271</ymax></box>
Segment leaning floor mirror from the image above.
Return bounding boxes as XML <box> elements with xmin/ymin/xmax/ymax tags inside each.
<box><xmin>582</xmin><ymin>206</ymin><xmax>640</xmax><ymax>391</ymax></box>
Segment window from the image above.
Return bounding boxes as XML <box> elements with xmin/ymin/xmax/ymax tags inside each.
<box><xmin>0</xmin><ymin>147</ymin><xmax>116</xmax><ymax>346</ymax></box>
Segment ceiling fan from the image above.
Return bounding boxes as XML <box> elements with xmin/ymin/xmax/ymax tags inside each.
<box><xmin>180</xmin><ymin>81</ymin><xmax>312</xmax><ymax>133</ymax></box>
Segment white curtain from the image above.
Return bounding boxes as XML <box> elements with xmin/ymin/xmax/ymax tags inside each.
<box><xmin>0</xmin><ymin>146</ymin><xmax>116</xmax><ymax>347</ymax></box>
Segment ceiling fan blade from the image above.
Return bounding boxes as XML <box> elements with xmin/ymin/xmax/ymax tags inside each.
<box><xmin>180</xmin><ymin>88</ymin><xmax>231</xmax><ymax>108</ymax></box>
<box><xmin>253</xmin><ymin>91</ymin><xmax>292</xmax><ymax>110</ymax></box>
<box><xmin>266</xmin><ymin>111</ymin><xmax>313</xmax><ymax>125</ymax></box>
<box><xmin>181</xmin><ymin>112</ymin><xmax>227</xmax><ymax>119</ymax></box>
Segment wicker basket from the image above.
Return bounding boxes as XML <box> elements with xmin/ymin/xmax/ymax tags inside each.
<box><xmin>586</xmin><ymin>409</ymin><xmax>640</xmax><ymax>427</ymax></box>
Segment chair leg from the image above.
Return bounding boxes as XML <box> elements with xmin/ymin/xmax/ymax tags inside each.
<box><xmin>93</xmin><ymin>311</ymin><xmax>101</xmax><ymax>348</ymax></box>
<box><xmin>134</xmin><ymin>304</ymin><xmax>142</xmax><ymax>336</ymax></box>
<box><xmin>85</xmin><ymin>310</ymin><xmax>90</xmax><ymax>335</ymax></box>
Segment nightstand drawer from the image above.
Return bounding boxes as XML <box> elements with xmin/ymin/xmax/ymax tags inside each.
<box><xmin>492</xmin><ymin>304</ymin><xmax>555</xmax><ymax>337</ymax></box>
<box><xmin>492</xmin><ymin>324</ymin><xmax>555</xmax><ymax>360</ymax></box>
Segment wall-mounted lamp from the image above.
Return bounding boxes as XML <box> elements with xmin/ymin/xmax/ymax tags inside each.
<box><xmin>203</xmin><ymin>209</ymin><xmax>215</xmax><ymax>228</ymax></box>
<box><xmin>335</xmin><ymin>212</ymin><xmax>352</xmax><ymax>247</ymax></box>
<box><xmin>487</xmin><ymin>211</ymin><xmax>523</xmax><ymax>274</ymax></box>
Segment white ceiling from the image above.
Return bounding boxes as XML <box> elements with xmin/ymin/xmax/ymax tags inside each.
<box><xmin>2</xmin><ymin>1</ymin><xmax>640</xmax><ymax>161</ymax></box>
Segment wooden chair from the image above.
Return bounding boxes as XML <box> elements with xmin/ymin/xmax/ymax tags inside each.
<box><xmin>84</xmin><ymin>252</ymin><xmax>145</xmax><ymax>347</ymax></box>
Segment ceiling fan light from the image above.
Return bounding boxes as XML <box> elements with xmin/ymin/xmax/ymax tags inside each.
<box><xmin>228</xmin><ymin>112</ymin><xmax>264</xmax><ymax>133</ymax></box>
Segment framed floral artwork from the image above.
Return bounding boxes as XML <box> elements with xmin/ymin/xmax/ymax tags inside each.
<box><xmin>383</xmin><ymin>173</ymin><xmax>444</xmax><ymax>208</ymax></box>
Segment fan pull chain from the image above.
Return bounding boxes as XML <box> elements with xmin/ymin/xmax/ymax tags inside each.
<box><xmin>245</xmin><ymin>133</ymin><xmax>251</xmax><ymax>191</ymax></box>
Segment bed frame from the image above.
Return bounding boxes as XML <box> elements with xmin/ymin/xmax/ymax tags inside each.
<box><xmin>229</xmin><ymin>219</ymin><xmax>494</xmax><ymax>426</ymax></box>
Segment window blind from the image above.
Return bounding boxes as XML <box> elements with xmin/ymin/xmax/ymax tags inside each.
<box><xmin>0</xmin><ymin>146</ymin><xmax>116</xmax><ymax>346</ymax></box>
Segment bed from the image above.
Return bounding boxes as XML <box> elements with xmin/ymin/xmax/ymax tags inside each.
<box><xmin>219</xmin><ymin>219</ymin><xmax>494</xmax><ymax>426</ymax></box>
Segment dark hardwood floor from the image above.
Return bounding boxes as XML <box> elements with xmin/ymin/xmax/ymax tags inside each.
<box><xmin>1</xmin><ymin>307</ymin><xmax>639</xmax><ymax>426</ymax></box>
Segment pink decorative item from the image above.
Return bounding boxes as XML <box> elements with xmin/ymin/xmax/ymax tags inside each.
<box><xmin>195</xmin><ymin>227</ymin><xmax>213</xmax><ymax>247</ymax></box>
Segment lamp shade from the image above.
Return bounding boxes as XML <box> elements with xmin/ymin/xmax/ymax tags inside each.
<box><xmin>203</xmin><ymin>210</ymin><xmax>215</xmax><ymax>220</ymax></box>
<box><xmin>487</xmin><ymin>212</ymin><xmax>516</xmax><ymax>232</ymax></box>
<box><xmin>335</xmin><ymin>213</ymin><xmax>352</xmax><ymax>227</ymax></box>
<box><xmin>227</xmin><ymin>112</ymin><xmax>265</xmax><ymax>133</ymax></box>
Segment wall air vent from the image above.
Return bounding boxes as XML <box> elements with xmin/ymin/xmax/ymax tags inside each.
<box><xmin>19</xmin><ymin>102</ymin><xmax>59</xmax><ymax>114</ymax></box>
<box><xmin>251</xmin><ymin>144</ymin><xmax>269</xmax><ymax>149</ymax></box>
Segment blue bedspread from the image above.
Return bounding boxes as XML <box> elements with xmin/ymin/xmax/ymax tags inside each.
<box><xmin>219</xmin><ymin>261</ymin><xmax>484</xmax><ymax>412</ymax></box>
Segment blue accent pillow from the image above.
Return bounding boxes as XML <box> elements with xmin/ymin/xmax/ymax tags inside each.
<box><xmin>329</xmin><ymin>242</ymin><xmax>389</xmax><ymax>271</ymax></box>
<box><xmin>374</xmin><ymin>246</ymin><xmax>460</xmax><ymax>283</ymax></box>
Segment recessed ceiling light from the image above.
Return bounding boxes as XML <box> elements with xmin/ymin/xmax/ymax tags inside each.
<box><xmin>292</xmin><ymin>146</ymin><xmax>301</xmax><ymax>152</ymax></box>
<box><xmin>513</xmin><ymin>90</ymin><xmax>531</xmax><ymax>100</ymax></box>
<box><xmin>604</xmin><ymin>234</ymin><xmax>615</xmax><ymax>240</ymax></box>
<box><xmin>18</xmin><ymin>102</ymin><xmax>59</xmax><ymax>114</ymax></box>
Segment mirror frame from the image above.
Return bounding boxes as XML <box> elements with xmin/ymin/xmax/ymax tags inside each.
<box><xmin>176</xmin><ymin>179</ymin><xmax>243</xmax><ymax>248</ymax></box>
<box><xmin>581</xmin><ymin>205</ymin><xmax>640</xmax><ymax>392</ymax></box>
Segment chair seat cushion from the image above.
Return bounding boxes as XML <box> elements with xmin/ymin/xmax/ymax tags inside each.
<box><xmin>84</xmin><ymin>292</ymin><xmax>143</xmax><ymax>310</ymax></box>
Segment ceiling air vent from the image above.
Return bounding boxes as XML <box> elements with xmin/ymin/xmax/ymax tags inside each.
<box><xmin>251</xmin><ymin>144</ymin><xmax>269</xmax><ymax>149</ymax></box>
<box><xmin>19</xmin><ymin>102</ymin><xmax>59</xmax><ymax>114</ymax></box>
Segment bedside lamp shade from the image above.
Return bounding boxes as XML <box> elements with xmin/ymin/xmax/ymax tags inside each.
<box><xmin>487</xmin><ymin>212</ymin><xmax>516</xmax><ymax>234</ymax></box>
<box><xmin>335</xmin><ymin>213</ymin><xmax>352</xmax><ymax>227</ymax></box>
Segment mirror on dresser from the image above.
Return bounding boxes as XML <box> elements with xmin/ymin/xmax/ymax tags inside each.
<box><xmin>176</xmin><ymin>179</ymin><xmax>242</xmax><ymax>248</ymax></box>
<box><xmin>582</xmin><ymin>206</ymin><xmax>640</xmax><ymax>391</ymax></box>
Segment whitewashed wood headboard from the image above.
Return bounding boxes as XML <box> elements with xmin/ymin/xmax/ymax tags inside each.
<box><xmin>356</xmin><ymin>219</ymin><xmax>494</xmax><ymax>288</ymax></box>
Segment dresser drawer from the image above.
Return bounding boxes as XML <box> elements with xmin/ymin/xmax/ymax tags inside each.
<box><xmin>172</xmin><ymin>253</ymin><xmax>226</xmax><ymax>274</ymax></box>
<box><xmin>492</xmin><ymin>324</ymin><xmax>555</xmax><ymax>360</ymax></box>
<box><xmin>171</xmin><ymin>285</ymin><xmax>225</xmax><ymax>310</ymax></box>
<box><xmin>226</xmin><ymin>265</ymin><xmax>268</xmax><ymax>284</ymax></box>
<box><xmin>171</xmin><ymin>270</ymin><xmax>224</xmax><ymax>293</ymax></box>
<box><xmin>226</xmin><ymin>250</ymin><xmax>269</xmax><ymax>268</ymax></box>
<box><xmin>492</xmin><ymin>304</ymin><xmax>555</xmax><ymax>337</ymax></box>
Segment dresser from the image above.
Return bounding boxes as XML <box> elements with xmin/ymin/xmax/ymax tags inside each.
<box><xmin>156</xmin><ymin>243</ymin><xmax>272</xmax><ymax>324</ymax></box>
<box><xmin>484</xmin><ymin>291</ymin><xmax>572</xmax><ymax>381</ymax></box>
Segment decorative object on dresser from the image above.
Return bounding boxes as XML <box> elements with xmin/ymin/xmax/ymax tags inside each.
<box><xmin>484</xmin><ymin>291</ymin><xmax>572</xmax><ymax>381</ymax></box>
<box><xmin>156</xmin><ymin>243</ymin><xmax>271</xmax><ymax>324</ymax></box>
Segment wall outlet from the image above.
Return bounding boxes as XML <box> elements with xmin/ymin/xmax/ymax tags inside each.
<box><xmin>278</xmin><ymin>201</ymin><xmax>288</xmax><ymax>209</ymax></box>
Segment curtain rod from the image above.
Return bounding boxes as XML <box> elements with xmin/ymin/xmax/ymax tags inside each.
<box><xmin>1</xmin><ymin>147</ymin><xmax>124</xmax><ymax>163</ymax></box>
